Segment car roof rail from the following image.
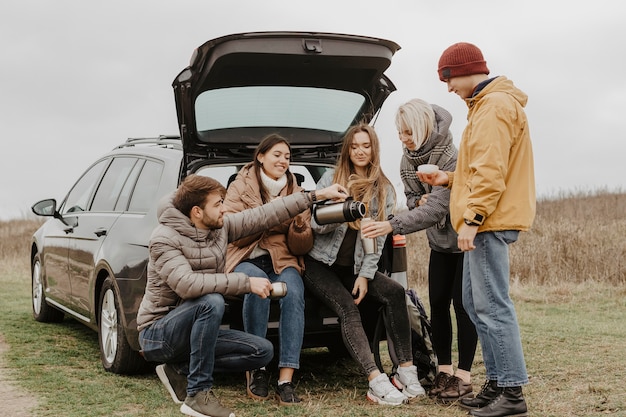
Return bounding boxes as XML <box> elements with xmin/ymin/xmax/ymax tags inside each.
<box><xmin>116</xmin><ymin>135</ymin><xmax>182</xmax><ymax>150</ymax></box>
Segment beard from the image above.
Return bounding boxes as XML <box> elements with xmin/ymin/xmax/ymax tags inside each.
<box><xmin>201</xmin><ymin>213</ymin><xmax>224</xmax><ymax>229</ymax></box>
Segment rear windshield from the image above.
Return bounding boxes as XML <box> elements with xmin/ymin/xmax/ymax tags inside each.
<box><xmin>195</xmin><ymin>86</ymin><xmax>364</xmax><ymax>132</ymax></box>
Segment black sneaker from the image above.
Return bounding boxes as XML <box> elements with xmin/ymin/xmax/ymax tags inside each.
<box><xmin>275</xmin><ymin>382</ymin><xmax>301</xmax><ymax>405</ymax></box>
<box><xmin>156</xmin><ymin>364</ymin><xmax>187</xmax><ymax>404</ymax></box>
<box><xmin>246</xmin><ymin>369</ymin><xmax>270</xmax><ymax>400</ymax></box>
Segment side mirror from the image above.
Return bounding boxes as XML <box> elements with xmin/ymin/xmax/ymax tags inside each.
<box><xmin>31</xmin><ymin>199</ymin><xmax>57</xmax><ymax>217</ymax></box>
<box><xmin>31</xmin><ymin>199</ymin><xmax>77</xmax><ymax>227</ymax></box>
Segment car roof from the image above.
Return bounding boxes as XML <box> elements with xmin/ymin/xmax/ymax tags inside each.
<box><xmin>171</xmin><ymin>31</ymin><xmax>400</xmax><ymax>173</ymax></box>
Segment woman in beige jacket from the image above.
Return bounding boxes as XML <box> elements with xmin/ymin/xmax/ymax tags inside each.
<box><xmin>224</xmin><ymin>134</ymin><xmax>313</xmax><ymax>406</ymax></box>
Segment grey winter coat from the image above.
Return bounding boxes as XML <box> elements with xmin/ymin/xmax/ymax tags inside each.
<box><xmin>137</xmin><ymin>191</ymin><xmax>313</xmax><ymax>331</ymax></box>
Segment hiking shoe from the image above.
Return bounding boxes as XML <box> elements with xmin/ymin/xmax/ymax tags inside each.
<box><xmin>180</xmin><ymin>389</ymin><xmax>235</xmax><ymax>417</ymax></box>
<box><xmin>469</xmin><ymin>386</ymin><xmax>528</xmax><ymax>417</ymax></box>
<box><xmin>429</xmin><ymin>371</ymin><xmax>452</xmax><ymax>398</ymax></box>
<box><xmin>245</xmin><ymin>369</ymin><xmax>270</xmax><ymax>400</ymax></box>
<box><xmin>392</xmin><ymin>365</ymin><xmax>426</xmax><ymax>398</ymax></box>
<box><xmin>460</xmin><ymin>379</ymin><xmax>501</xmax><ymax>410</ymax></box>
<box><xmin>367</xmin><ymin>373</ymin><xmax>408</xmax><ymax>406</ymax></box>
<box><xmin>275</xmin><ymin>382</ymin><xmax>301</xmax><ymax>405</ymax></box>
<box><xmin>156</xmin><ymin>363</ymin><xmax>187</xmax><ymax>404</ymax></box>
<box><xmin>438</xmin><ymin>375</ymin><xmax>473</xmax><ymax>403</ymax></box>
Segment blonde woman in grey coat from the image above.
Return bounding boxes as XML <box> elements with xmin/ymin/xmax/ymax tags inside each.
<box><xmin>362</xmin><ymin>99</ymin><xmax>478</xmax><ymax>403</ymax></box>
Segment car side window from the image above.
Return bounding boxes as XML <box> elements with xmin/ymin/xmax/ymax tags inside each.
<box><xmin>91</xmin><ymin>157</ymin><xmax>138</xmax><ymax>212</ymax></box>
<box><xmin>61</xmin><ymin>159</ymin><xmax>109</xmax><ymax>214</ymax></box>
<box><xmin>114</xmin><ymin>159</ymin><xmax>144</xmax><ymax>211</ymax></box>
<box><xmin>127</xmin><ymin>160</ymin><xmax>164</xmax><ymax>213</ymax></box>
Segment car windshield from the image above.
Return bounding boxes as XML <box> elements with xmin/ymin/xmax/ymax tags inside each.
<box><xmin>194</xmin><ymin>86</ymin><xmax>364</xmax><ymax>132</ymax></box>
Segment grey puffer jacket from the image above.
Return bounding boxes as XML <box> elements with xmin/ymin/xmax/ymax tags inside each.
<box><xmin>137</xmin><ymin>190</ymin><xmax>313</xmax><ymax>331</ymax></box>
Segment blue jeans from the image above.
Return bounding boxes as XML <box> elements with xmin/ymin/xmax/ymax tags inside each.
<box><xmin>139</xmin><ymin>293</ymin><xmax>273</xmax><ymax>396</ymax></box>
<box><xmin>462</xmin><ymin>230</ymin><xmax>528</xmax><ymax>387</ymax></box>
<box><xmin>235</xmin><ymin>256</ymin><xmax>305</xmax><ymax>369</ymax></box>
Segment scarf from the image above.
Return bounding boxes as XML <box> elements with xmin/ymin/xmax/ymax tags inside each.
<box><xmin>260</xmin><ymin>168</ymin><xmax>288</xmax><ymax>198</ymax></box>
<box><xmin>400</xmin><ymin>104</ymin><xmax>457</xmax><ymax>195</ymax></box>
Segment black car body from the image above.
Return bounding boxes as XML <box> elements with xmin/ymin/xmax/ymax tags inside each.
<box><xmin>30</xmin><ymin>31</ymin><xmax>403</xmax><ymax>374</ymax></box>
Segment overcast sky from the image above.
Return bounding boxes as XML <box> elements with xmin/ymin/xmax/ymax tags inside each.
<box><xmin>1</xmin><ymin>0</ymin><xmax>624</xmax><ymax>220</ymax></box>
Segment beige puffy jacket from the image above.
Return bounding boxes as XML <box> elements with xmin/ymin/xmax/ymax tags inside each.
<box><xmin>137</xmin><ymin>190</ymin><xmax>312</xmax><ymax>331</ymax></box>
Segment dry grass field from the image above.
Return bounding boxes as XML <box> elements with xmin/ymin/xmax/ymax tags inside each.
<box><xmin>0</xmin><ymin>190</ymin><xmax>624</xmax><ymax>417</ymax></box>
<box><xmin>405</xmin><ymin>190</ymin><xmax>626</xmax><ymax>287</ymax></box>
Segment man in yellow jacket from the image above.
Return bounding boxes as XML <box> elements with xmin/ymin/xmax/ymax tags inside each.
<box><xmin>419</xmin><ymin>42</ymin><xmax>535</xmax><ymax>417</ymax></box>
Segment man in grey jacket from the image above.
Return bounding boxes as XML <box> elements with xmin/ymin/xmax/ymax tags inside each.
<box><xmin>137</xmin><ymin>174</ymin><xmax>346</xmax><ymax>417</ymax></box>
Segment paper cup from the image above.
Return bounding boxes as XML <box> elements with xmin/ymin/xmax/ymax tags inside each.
<box><xmin>417</xmin><ymin>164</ymin><xmax>439</xmax><ymax>174</ymax></box>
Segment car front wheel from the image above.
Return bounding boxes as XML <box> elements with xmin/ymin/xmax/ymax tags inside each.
<box><xmin>31</xmin><ymin>253</ymin><xmax>64</xmax><ymax>323</ymax></box>
<box><xmin>98</xmin><ymin>277</ymin><xmax>147</xmax><ymax>374</ymax></box>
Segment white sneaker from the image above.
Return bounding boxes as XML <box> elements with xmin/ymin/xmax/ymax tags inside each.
<box><xmin>392</xmin><ymin>365</ymin><xmax>426</xmax><ymax>398</ymax></box>
<box><xmin>367</xmin><ymin>373</ymin><xmax>408</xmax><ymax>406</ymax></box>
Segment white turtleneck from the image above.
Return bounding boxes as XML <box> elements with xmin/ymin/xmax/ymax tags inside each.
<box><xmin>260</xmin><ymin>168</ymin><xmax>287</xmax><ymax>198</ymax></box>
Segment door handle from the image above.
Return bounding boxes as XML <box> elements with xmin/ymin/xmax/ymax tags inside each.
<box><xmin>94</xmin><ymin>228</ymin><xmax>107</xmax><ymax>237</ymax></box>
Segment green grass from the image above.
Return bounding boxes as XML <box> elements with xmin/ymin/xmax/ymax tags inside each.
<box><xmin>2</xmin><ymin>265</ymin><xmax>625</xmax><ymax>416</ymax></box>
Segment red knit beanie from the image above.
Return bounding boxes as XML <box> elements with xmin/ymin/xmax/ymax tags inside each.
<box><xmin>438</xmin><ymin>42</ymin><xmax>490</xmax><ymax>81</ymax></box>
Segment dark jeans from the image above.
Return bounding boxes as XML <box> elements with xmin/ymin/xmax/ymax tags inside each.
<box><xmin>428</xmin><ymin>250</ymin><xmax>477</xmax><ymax>371</ymax></box>
<box><xmin>303</xmin><ymin>256</ymin><xmax>412</xmax><ymax>375</ymax></box>
<box><xmin>139</xmin><ymin>293</ymin><xmax>273</xmax><ymax>396</ymax></box>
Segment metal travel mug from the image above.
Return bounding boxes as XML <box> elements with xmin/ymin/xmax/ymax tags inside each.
<box><xmin>269</xmin><ymin>282</ymin><xmax>287</xmax><ymax>300</ymax></box>
<box><xmin>360</xmin><ymin>217</ymin><xmax>378</xmax><ymax>255</ymax></box>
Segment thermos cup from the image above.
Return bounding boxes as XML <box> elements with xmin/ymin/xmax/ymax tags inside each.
<box><xmin>360</xmin><ymin>217</ymin><xmax>378</xmax><ymax>254</ymax></box>
<box><xmin>313</xmin><ymin>198</ymin><xmax>366</xmax><ymax>225</ymax></box>
<box><xmin>269</xmin><ymin>282</ymin><xmax>287</xmax><ymax>300</ymax></box>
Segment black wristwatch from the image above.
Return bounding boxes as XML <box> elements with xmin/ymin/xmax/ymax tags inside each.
<box><xmin>464</xmin><ymin>213</ymin><xmax>484</xmax><ymax>226</ymax></box>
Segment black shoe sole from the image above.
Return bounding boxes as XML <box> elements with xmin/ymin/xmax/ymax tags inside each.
<box><xmin>275</xmin><ymin>393</ymin><xmax>302</xmax><ymax>406</ymax></box>
<box><xmin>438</xmin><ymin>391</ymin><xmax>474</xmax><ymax>404</ymax></box>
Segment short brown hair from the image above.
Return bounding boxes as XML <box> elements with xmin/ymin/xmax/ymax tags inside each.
<box><xmin>173</xmin><ymin>174</ymin><xmax>226</xmax><ymax>217</ymax></box>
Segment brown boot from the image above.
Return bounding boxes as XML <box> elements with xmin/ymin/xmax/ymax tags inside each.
<box><xmin>438</xmin><ymin>375</ymin><xmax>473</xmax><ymax>403</ymax></box>
<box><xmin>428</xmin><ymin>372</ymin><xmax>451</xmax><ymax>398</ymax></box>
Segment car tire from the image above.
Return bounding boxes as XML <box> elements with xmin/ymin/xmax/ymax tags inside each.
<box><xmin>98</xmin><ymin>277</ymin><xmax>147</xmax><ymax>374</ymax></box>
<box><xmin>31</xmin><ymin>253</ymin><xmax>64</xmax><ymax>323</ymax></box>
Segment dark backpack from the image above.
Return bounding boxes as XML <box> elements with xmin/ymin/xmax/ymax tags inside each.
<box><xmin>405</xmin><ymin>288</ymin><xmax>437</xmax><ymax>388</ymax></box>
<box><xmin>372</xmin><ymin>288</ymin><xmax>438</xmax><ymax>389</ymax></box>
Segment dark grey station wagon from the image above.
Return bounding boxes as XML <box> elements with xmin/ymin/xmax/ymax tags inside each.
<box><xmin>30</xmin><ymin>31</ymin><xmax>404</xmax><ymax>374</ymax></box>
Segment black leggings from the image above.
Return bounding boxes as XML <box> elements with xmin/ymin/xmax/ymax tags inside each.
<box><xmin>428</xmin><ymin>250</ymin><xmax>478</xmax><ymax>371</ymax></box>
<box><xmin>303</xmin><ymin>256</ymin><xmax>413</xmax><ymax>375</ymax></box>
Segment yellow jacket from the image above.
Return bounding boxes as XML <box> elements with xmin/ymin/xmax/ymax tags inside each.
<box><xmin>449</xmin><ymin>76</ymin><xmax>536</xmax><ymax>233</ymax></box>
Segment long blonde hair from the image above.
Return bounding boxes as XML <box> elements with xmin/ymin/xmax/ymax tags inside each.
<box><xmin>333</xmin><ymin>123</ymin><xmax>395</xmax><ymax>228</ymax></box>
